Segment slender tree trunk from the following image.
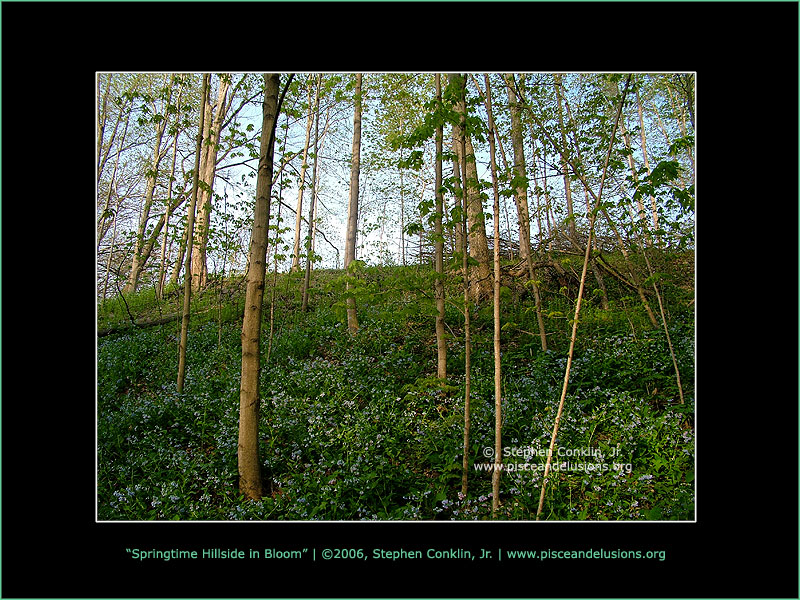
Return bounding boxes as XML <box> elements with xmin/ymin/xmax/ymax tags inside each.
<box><xmin>101</xmin><ymin>188</ymin><xmax>122</xmax><ymax>300</ymax></box>
<box><xmin>291</xmin><ymin>78</ymin><xmax>314</xmax><ymax>273</ymax></box>
<box><xmin>635</xmin><ymin>85</ymin><xmax>661</xmax><ymax>245</ymax></box>
<box><xmin>301</xmin><ymin>75</ymin><xmax>322</xmax><ymax>313</ymax></box>
<box><xmin>451</xmin><ymin>133</ymin><xmax>465</xmax><ymax>257</ymax></box>
<box><xmin>554</xmin><ymin>74</ymin><xmax>576</xmax><ymax>243</ymax></box>
<box><xmin>456</xmin><ymin>74</ymin><xmax>472</xmax><ymax>497</ymax></box>
<box><xmin>345</xmin><ymin>73</ymin><xmax>362</xmax><ymax>334</ymax></box>
<box><xmin>484</xmin><ymin>75</ymin><xmax>503</xmax><ymax>518</ymax></box>
<box><xmin>124</xmin><ymin>78</ymin><xmax>172</xmax><ymax>294</ymax></box>
<box><xmin>177</xmin><ymin>73</ymin><xmax>210</xmax><ymax>393</ymax></box>
<box><xmin>537</xmin><ymin>76</ymin><xmax>631</xmax><ymax>520</ymax></box>
<box><xmin>503</xmin><ymin>74</ymin><xmax>547</xmax><ymax>351</ymax></box>
<box><xmin>238</xmin><ymin>73</ymin><xmax>283</xmax><ymax>501</ymax></box>
<box><xmin>583</xmin><ymin>185</ymin><xmax>610</xmax><ymax>310</ymax></box>
<box><xmin>640</xmin><ymin>245</ymin><xmax>685</xmax><ymax>404</ymax></box>
<box><xmin>399</xmin><ymin>155</ymin><xmax>406</xmax><ymax>266</ymax></box>
<box><xmin>434</xmin><ymin>74</ymin><xmax>447</xmax><ymax>381</ymax></box>
<box><xmin>170</xmin><ymin>219</ymin><xmax>188</xmax><ymax>286</ymax></box>
<box><xmin>157</xmin><ymin>83</ymin><xmax>182</xmax><ymax>299</ymax></box>
<box><xmin>97</xmin><ymin>107</ymin><xmax>130</xmax><ymax>249</ymax></box>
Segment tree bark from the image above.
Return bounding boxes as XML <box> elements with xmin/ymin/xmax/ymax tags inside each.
<box><xmin>238</xmin><ymin>74</ymin><xmax>281</xmax><ymax>501</ymax></box>
<box><xmin>504</xmin><ymin>74</ymin><xmax>547</xmax><ymax>351</ymax></box>
<box><xmin>449</xmin><ymin>73</ymin><xmax>491</xmax><ymax>302</ymax></box>
<box><xmin>537</xmin><ymin>76</ymin><xmax>632</xmax><ymax>520</ymax></box>
<box><xmin>301</xmin><ymin>75</ymin><xmax>322</xmax><ymax>313</ymax></box>
<box><xmin>456</xmin><ymin>74</ymin><xmax>472</xmax><ymax>497</ymax></box>
<box><xmin>192</xmin><ymin>75</ymin><xmax>231</xmax><ymax>291</ymax></box>
<box><xmin>483</xmin><ymin>74</ymin><xmax>503</xmax><ymax>518</ymax></box>
<box><xmin>554</xmin><ymin>74</ymin><xmax>576</xmax><ymax>242</ymax></box>
<box><xmin>434</xmin><ymin>74</ymin><xmax>447</xmax><ymax>381</ymax></box>
<box><xmin>291</xmin><ymin>77</ymin><xmax>315</xmax><ymax>273</ymax></box>
<box><xmin>177</xmin><ymin>73</ymin><xmax>210</xmax><ymax>393</ymax></box>
<box><xmin>345</xmin><ymin>74</ymin><xmax>362</xmax><ymax>334</ymax></box>
<box><xmin>124</xmin><ymin>75</ymin><xmax>172</xmax><ymax>294</ymax></box>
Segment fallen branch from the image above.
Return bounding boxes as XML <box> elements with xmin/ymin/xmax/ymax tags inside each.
<box><xmin>97</xmin><ymin>307</ymin><xmax>216</xmax><ymax>338</ymax></box>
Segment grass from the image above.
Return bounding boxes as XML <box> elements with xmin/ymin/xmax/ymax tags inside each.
<box><xmin>97</xmin><ymin>257</ymin><xmax>694</xmax><ymax>521</ymax></box>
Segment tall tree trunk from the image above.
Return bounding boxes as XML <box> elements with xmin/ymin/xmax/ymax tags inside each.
<box><xmin>157</xmin><ymin>83</ymin><xmax>183</xmax><ymax>299</ymax></box>
<box><xmin>635</xmin><ymin>84</ymin><xmax>661</xmax><ymax>245</ymax></box>
<box><xmin>124</xmin><ymin>76</ymin><xmax>172</xmax><ymax>294</ymax></box>
<box><xmin>483</xmin><ymin>74</ymin><xmax>503</xmax><ymax>518</ymax></box>
<box><xmin>504</xmin><ymin>74</ymin><xmax>547</xmax><ymax>351</ymax></box>
<box><xmin>177</xmin><ymin>73</ymin><xmax>210</xmax><ymax>393</ymax></box>
<box><xmin>97</xmin><ymin>104</ymin><xmax>131</xmax><ymax>249</ymax></box>
<box><xmin>345</xmin><ymin>73</ymin><xmax>362</xmax><ymax>334</ymax></box>
<box><xmin>537</xmin><ymin>76</ymin><xmax>631</xmax><ymax>520</ymax></box>
<box><xmin>449</xmin><ymin>73</ymin><xmax>491</xmax><ymax>302</ymax></box>
<box><xmin>101</xmin><ymin>188</ymin><xmax>122</xmax><ymax>300</ymax></box>
<box><xmin>238</xmin><ymin>73</ymin><xmax>282</xmax><ymax>501</ymax></box>
<box><xmin>301</xmin><ymin>75</ymin><xmax>322</xmax><ymax>313</ymax></box>
<box><xmin>291</xmin><ymin>77</ymin><xmax>315</xmax><ymax>273</ymax></box>
<box><xmin>434</xmin><ymin>74</ymin><xmax>447</xmax><ymax>381</ymax></box>
<box><xmin>554</xmin><ymin>74</ymin><xmax>576</xmax><ymax>243</ymax></box>
<box><xmin>192</xmin><ymin>75</ymin><xmax>231</xmax><ymax>291</ymax></box>
<box><xmin>456</xmin><ymin>74</ymin><xmax>472</xmax><ymax>497</ymax></box>
<box><xmin>451</xmin><ymin>133</ymin><xmax>465</xmax><ymax>257</ymax></box>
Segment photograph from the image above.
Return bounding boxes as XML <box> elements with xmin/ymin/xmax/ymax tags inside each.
<box><xmin>96</xmin><ymin>71</ymin><xmax>695</xmax><ymax>523</ymax></box>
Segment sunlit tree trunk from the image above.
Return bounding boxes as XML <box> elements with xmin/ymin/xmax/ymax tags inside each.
<box><xmin>157</xmin><ymin>83</ymin><xmax>182</xmax><ymax>299</ymax></box>
<box><xmin>344</xmin><ymin>73</ymin><xmax>362</xmax><ymax>334</ymax></box>
<box><xmin>483</xmin><ymin>74</ymin><xmax>503</xmax><ymax>517</ymax></box>
<box><xmin>97</xmin><ymin>105</ymin><xmax>130</xmax><ymax>250</ymax></box>
<box><xmin>291</xmin><ymin>77</ymin><xmax>314</xmax><ymax>273</ymax></box>
<box><xmin>554</xmin><ymin>74</ymin><xmax>576</xmax><ymax>243</ymax></box>
<box><xmin>177</xmin><ymin>73</ymin><xmax>210</xmax><ymax>393</ymax></box>
<box><xmin>537</xmin><ymin>76</ymin><xmax>631</xmax><ymax>520</ymax></box>
<box><xmin>504</xmin><ymin>74</ymin><xmax>547</xmax><ymax>351</ymax></box>
<box><xmin>238</xmin><ymin>73</ymin><xmax>282</xmax><ymax>500</ymax></box>
<box><xmin>124</xmin><ymin>75</ymin><xmax>172</xmax><ymax>294</ymax></box>
<box><xmin>192</xmin><ymin>75</ymin><xmax>231</xmax><ymax>291</ymax></box>
<box><xmin>449</xmin><ymin>73</ymin><xmax>491</xmax><ymax>302</ymax></box>
<box><xmin>434</xmin><ymin>74</ymin><xmax>447</xmax><ymax>381</ymax></box>
<box><xmin>301</xmin><ymin>75</ymin><xmax>322</xmax><ymax>313</ymax></box>
<box><xmin>455</xmin><ymin>74</ymin><xmax>472</xmax><ymax>497</ymax></box>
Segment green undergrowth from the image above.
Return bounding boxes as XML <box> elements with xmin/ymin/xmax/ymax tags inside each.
<box><xmin>97</xmin><ymin>261</ymin><xmax>694</xmax><ymax>521</ymax></box>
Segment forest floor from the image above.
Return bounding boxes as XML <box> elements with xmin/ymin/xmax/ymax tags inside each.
<box><xmin>97</xmin><ymin>249</ymin><xmax>695</xmax><ymax>520</ymax></box>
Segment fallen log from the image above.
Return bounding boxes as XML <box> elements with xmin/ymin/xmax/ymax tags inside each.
<box><xmin>97</xmin><ymin>313</ymin><xmax>180</xmax><ymax>338</ymax></box>
<box><xmin>97</xmin><ymin>307</ymin><xmax>216</xmax><ymax>338</ymax></box>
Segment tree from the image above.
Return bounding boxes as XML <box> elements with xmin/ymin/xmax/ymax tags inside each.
<box><xmin>503</xmin><ymin>73</ymin><xmax>547</xmax><ymax>350</ymax></box>
<box><xmin>454</xmin><ymin>73</ymin><xmax>473</xmax><ymax>497</ymax></box>
<box><xmin>537</xmin><ymin>76</ymin><xmax>631</xmax><ymax>520</ymax></box>
<box><xmin>177</xmin><ymin>73</ymin><xmax>210</xmax><ymax>394</ymax></box>
<box><xmin>554</xmin><ymin>73</ymin><xmax>577</xmax><ymax>245</ymax></box>
<box><xmin>290</xmin><ymin>76</ymin><xmax>315</xmax><ymax>273</ymax></box>
<box><xmin>301</xmin><ymin>74</ymin><xmax>323</xmax><ymax>313</ymax></box>
<box><xmin>344</xmin><ymin>73</ymin><xmax>362</xmax><ymax>334</ymax></box>
<box><xmin>483</xmin><ymin>74</ymin><xmax>503</xmax><ymax>517</ymax></box>
<box><xmin>124</xmin><ymin>73</ymin><xmax>174</xmax><ymax>294</ymax></box>
<box><xmin>434</xmin><ymin>74</ymin><xmax>447</xmax><ymax>381</ymax></box>
<box><xmin>448</xmin><ymin>73</ymin><xmax>491</xmax><ymax>302</ymax></box>
<box><xmin>191</xmin><ymin>74</ymin><xmax>232</xmax><ymax>291</ymax></box>
<box><xmin>238</xmin><ymin>73</ymin><xmax>286</xmax><ymax>501</ymax></box>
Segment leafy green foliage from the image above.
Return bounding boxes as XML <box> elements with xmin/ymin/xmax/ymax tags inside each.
<box><xmin>98</xmin><ymin>257</ymin><xmax>693</xmax><ymax>521</ymax></box>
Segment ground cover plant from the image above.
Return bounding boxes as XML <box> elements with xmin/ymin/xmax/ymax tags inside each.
<box><xmin>97</xmin><ymin>262</ymin><xmax>694</xmax><ymax>521</ymax></box>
